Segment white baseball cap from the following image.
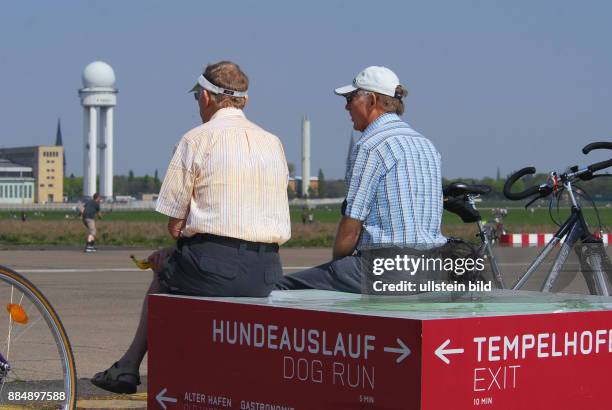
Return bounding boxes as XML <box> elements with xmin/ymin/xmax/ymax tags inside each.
<box><xmin>334</xmin><ymin>66</ymin><xmax>401</xmax><ymax>97</ymax></box>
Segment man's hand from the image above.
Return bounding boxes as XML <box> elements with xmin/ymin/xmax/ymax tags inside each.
<box><xmin>332</xmin><ymin>216</ymin><xmax>363</xmax><ymax>259</ymax></box>
<box><xmin>147</xmin><ymin>246</ymin><xmax>175</xmax><ymax>272</ymax></box>
<box><xmin>167</xmin><ymin>217</ymin><xmax>186</xmax><ymax>240</ymax></box>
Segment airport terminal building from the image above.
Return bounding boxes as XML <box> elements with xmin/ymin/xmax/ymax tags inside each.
<box><xmin>0</xmin><ymin>158</ymin><xmax>35</xmax><ymax>204</ymax></box>
<box><xmin>0</xmin><ymin>146</ymin><xmax>64</xmax><ymax>203</ymax></box>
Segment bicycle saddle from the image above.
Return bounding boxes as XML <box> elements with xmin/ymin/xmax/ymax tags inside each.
<box><xmin>443</xmin><ymin>182</ymin><xmax>491</xmax><ymax>197</ymax></box>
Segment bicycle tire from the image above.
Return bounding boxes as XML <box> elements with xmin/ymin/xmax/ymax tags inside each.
<box><xmin>0</xmin><ymin>265</ymin><xmax>77</xmax><ymax>409</ymax></box>
<box><xmin>575</xmin><ymin>243</ymin><xmax>612</xmax><ymax>295</ymax></box>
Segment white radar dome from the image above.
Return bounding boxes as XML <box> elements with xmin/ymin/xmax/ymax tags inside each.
<box><xmin>82</xmin><ymin>61</ymin><xmax>116</xmax><ymax>88</ymax></box>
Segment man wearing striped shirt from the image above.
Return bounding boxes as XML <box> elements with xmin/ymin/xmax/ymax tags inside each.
<box><xmin>92</xmin><ymin>61</ymin><xmax>291</xmax><ymax>394</ymax></box>
<box><xmin>277</xmin><ymin>66</ymin><xmax>447</xmax><ymax>293</ymax></box>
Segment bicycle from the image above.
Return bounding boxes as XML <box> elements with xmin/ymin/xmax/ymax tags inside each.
<box><xmin>0</xmin><ymin>264</ymin><xmax>77</xmax><ymax>409</ymax></box>
<box><xmin>444</xmin><ymin>141</ymin><xmax>612</xmax><ymax>295</ymax></box>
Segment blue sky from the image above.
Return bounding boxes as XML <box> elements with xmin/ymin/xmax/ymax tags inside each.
<box><xmin>1</xmin><ymin>0</ymin><xmax>611</xmax><ymax>179</ymax></box>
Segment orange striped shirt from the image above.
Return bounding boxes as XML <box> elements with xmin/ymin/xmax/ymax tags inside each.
<box><xmin>156</xmin><ymin>108</ymin><xmax>291</xmax><ymax>244</ymax></box>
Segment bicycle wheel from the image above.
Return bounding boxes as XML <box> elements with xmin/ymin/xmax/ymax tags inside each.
<box><xmin>0</xmin><ymin>265</ymin><xmax>76</xmax><ymax>409</ymax></box>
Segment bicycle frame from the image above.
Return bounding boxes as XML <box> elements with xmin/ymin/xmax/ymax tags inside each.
<box><xmin>465</xmin><ymin>195</ymin><xmax>506</xmax><ymax>289</ymax></box>
<box><xmin>473</xmin><ymin>180</ymin><xmax>611</xmax><ymax>296</ymax></box>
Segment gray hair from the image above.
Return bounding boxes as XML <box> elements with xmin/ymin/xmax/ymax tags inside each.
<box><xmin>374</xmin><ymin>85</ymin><xmax>408</xmax><ymax>115</ymax></box>
<box><xmin>202</xmin><ymin>61</ymin><xmax>249</xmax><ymax>109</ymax></box>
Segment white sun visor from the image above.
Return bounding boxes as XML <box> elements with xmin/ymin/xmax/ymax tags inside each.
<box><xmin>195</xmin><ymin>75</ymin><xmax>248</xmax><ymax>98</ymax></box>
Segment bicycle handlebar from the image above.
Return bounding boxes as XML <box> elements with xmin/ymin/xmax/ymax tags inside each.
<box><xmin>582</xmin><ymin>141</ymin><xmax>612</xmax><ymax>175</ymax></box>
<box><xmin>588</xmin><ymin>159</ymin><xmax>612</xmax><ymax>174</ymax></box>
<box><xmin>503</xmin><ymin>167</ymin><xmax>543</xmax><ymax>200</ymax></box>
<box><xmin>582</xmin><ymin>142</ymin><xmax>612</xmax><ymax>155</ymax></box>
<box><xmin>505</xmin><ymin>142</ymin><xmax>612</xmax><ymax>200</ymax></box>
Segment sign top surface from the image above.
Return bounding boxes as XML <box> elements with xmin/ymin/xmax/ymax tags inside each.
<box><xmin>152</xmin><ymin>289</ymin><xmax>612</xmax><ymax>320</ymax></box>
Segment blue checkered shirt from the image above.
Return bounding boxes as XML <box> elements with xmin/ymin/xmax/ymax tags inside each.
<box><xmin>344</xmin><ymin>113</ymin><xmax>447</xmax><ymax>249</ymax></box>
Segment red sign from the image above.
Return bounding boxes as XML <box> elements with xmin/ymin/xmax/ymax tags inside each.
<box><xmin>422</xmin><ymin>311</ymin><xmax>612</xmax><ymax>410</ymax></box>
<box><xmin>148</xmin><ymin>294</ymin><xmax>612</xmax><ymax>409</ymax></box>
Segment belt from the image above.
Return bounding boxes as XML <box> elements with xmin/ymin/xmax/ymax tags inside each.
<box><xmin>187</xmin><ymin>233</ymin><xmax>279</xmax><ymax>253</ymax></box>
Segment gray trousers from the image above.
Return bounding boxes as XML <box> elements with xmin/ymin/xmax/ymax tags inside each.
<box><xmin>160</xmin><ymin>235</ymin><xmax>283</xmax><ymax>297</ymax></box>
<box><xmin>275</xmin><ymin>255</ymin><xmax>363</xmax><ymax>294</ymax></box>
<box><xmin>276</xmin><ymin>241</ymin><xmax>486</xmax><ymax>295</ymax></box>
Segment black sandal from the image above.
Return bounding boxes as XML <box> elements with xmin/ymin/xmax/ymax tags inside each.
<box><xmin>91</xmin><ymin>362</ymin><xmax>141</xmax><ymax>394</ymax></box>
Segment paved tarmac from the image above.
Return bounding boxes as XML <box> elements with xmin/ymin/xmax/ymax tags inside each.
<box><xmin>0</xmin><ymin>246</ymin><xmax>609</xmax><ymax>408</ymax></box>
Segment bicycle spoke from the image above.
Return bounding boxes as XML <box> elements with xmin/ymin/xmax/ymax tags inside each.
<box><xmin>7</xmin><ymin>316</ymin><xmax>43</xmax><ymax>345</ymax></box>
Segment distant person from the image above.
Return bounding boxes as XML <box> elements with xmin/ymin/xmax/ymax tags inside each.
<box><xmin>81</xmin><ymin>192</ymin><xmax>102</xmax><ymax>253</ymax></box>
<box><xmin>276</xmin><ymin>66</ymin><xmax>447</xmax><ymax>292</ymax></box>
<box><xmin>91</xmin><ymin>61</ymin><xmax>291</xmax><ymax>394</ymax></box>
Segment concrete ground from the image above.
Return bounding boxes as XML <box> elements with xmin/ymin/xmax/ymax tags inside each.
<box><xmin>0</xmin><ymin>246</ymin><xmax>609</xmax><ymax>408</ymax></box>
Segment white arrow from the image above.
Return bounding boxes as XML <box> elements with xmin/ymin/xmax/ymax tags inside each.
<box><xmin>384</xmin><ymin>338</ymin><xmax>411</xmax><ymax>363</ymax></box>
<box><xmin>435</xmin><ymin>339</ymin><xmax>464</xmax><ymax>365</ymax></box>
<box><xmin>156</xmin><ymin>388</ymin><xmax>177</xmax><ymax>410</ymax></box>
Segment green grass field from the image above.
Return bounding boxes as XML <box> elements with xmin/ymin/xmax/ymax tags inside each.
<box><xmin>1</xmin><ymin>206</ymin><xmax>610</xmax><ymax>248</ymax></box>
<box><xmin>0</xmin><ymin>210</ymin><xmax>168</xmax><ymax>222</ymax></box>
<box><xmin>2</xmin><ymin>206</ymin><xmax>612</xmax><ymax>227</ymax></box>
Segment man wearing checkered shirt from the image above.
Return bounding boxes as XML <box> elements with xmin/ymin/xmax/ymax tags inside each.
<box><xmin>277</xmin><ymin>66</ymin><xmax>447</xmax><ymax>293</ymax></box>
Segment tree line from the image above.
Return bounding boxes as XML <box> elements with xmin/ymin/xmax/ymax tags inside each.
<box><xmin>64</xmin><ymin>170</ymin><xmax>162</xmax><ymax>199</ymax></box>
<box><xmin>64</xmin><ymin>169</ymin><xmax>611</xmax><ymax>201</ymax></box>
<box><xmin>288</xmin><ymin>166</ymin><xmax>612</xmax><ymax>200</ymax></box>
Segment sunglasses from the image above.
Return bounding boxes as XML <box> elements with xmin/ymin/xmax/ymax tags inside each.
<box><xmin>193</xmin><ymin>89</ymin><xmax>202</xmax><ymax>101</ymax></box>
<box><xmin>345</xmin><ymin>91</ymin><xmax>359</xmax><ymax>105</ymax></box>
<box><xmin>345</xmin><ymin>90</ymin><xmax>371</xmax><ymax>105</ymax></box>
